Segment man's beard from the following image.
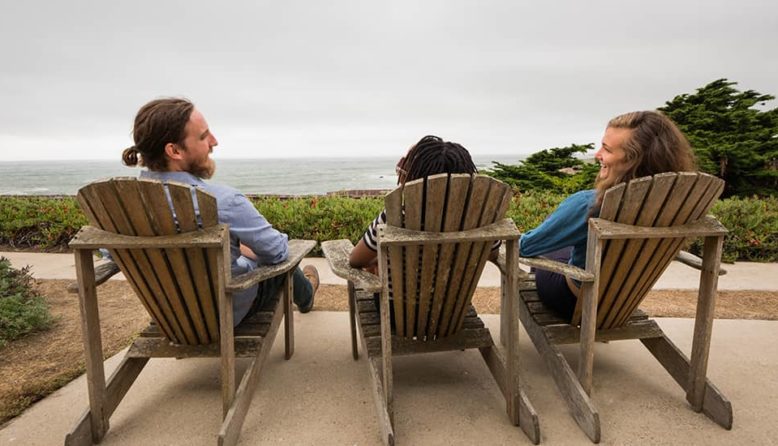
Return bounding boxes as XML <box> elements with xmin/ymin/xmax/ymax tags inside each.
<box><xmin>189</xmin><ymin>157</ymin><xmax>216</xmax><ymax>179</ymax></box>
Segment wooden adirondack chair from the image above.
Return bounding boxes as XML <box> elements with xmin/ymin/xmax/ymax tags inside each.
<box><xmin>517</xmin><ymin>171</ymin><xmax>732</xmax><ymax>442</ymax></box>
<box><xmin>64</xmin><ymin>178</ymin><xmax>315</xmax><ymax>446</ymax></box>
<box><xmin>322</xmin><ymin>174</ymin><xmax>540</xmax><ymax>445</ymax></box>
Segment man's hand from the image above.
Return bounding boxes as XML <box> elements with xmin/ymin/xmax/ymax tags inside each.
<box><xmin>240</xmin><ymin>243</ymin><xmax>258</xmax><ymax>261</ymax></box>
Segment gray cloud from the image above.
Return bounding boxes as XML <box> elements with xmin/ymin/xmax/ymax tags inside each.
<box><xmin>1</xmin><ymin>0</ymin><xmax>776</xmax><ymax>160</ymax></box>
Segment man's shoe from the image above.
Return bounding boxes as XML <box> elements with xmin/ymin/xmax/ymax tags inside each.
<box><xmin>300</xmin><ymin>265</ymin><xmax>319</xmax><ymax>313</ymax></box>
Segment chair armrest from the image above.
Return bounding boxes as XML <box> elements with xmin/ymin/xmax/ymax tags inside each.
<box><xmin>67</xmin><ymin>260</ymin><xmax>121</xmax><ymax>294</ymax></box>
<box><xmin>675</xmin><ymin>250</ymin><xmax>727</xmax><ymax>275</ymax></box>
<box><xmin>518</xmin><ymin>256</ymin><xmax>594</xmax><ymax>282</ymax></box>
<box><xmin>378</xmin><ymin>218</ymin><xmax>519</xmax><ymax>246</ymax></box>
<box><xmin>589</xmin><ymin>215</ymin><xmax>728</xmax><ymax>240</ymax></box>
<box><xmin>490</xmin><ymin>244</ymin><xmax>531</xmax><ymax>281</ymax></box>
<box><xmin>68</xmin><ymin>224</ymin><xmax>228</xmax><ymax>249</ymax></box>
<box><xmin>320</xmin><ymin>239</ymin><xmax>382</xmax><ymax>293</ymax></box>
<box><xmin>227</xmin><ymin>239</ymin><xmax>316</xmax><ymax>292</ymax></box>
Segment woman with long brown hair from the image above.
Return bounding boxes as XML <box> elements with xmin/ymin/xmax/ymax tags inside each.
<box><xmin>520</xmin><ymin>111</ymin><xmax>696</xmax><ymax>321</ymax></box>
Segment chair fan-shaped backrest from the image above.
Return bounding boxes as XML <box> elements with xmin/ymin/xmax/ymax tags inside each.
<box><xmin>571</xmin><ymin>171</ymin><xmax>725</xmax><ymax>328</ymax></box>
<box><xmin>381</xmin><ymin>174</ymin><xmax>512</xmax><ymax>339</ymax></box>
<box><xmin>77</xmin><ymin>177</ymin><xmax>221</xmax><ymax>345</ymax></box>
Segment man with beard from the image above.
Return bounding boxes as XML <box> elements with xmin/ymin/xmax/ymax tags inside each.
<box><xmin>121</xmin><ymin>97</ymin><xmax>318</xmax><ymax>325</ymax></box>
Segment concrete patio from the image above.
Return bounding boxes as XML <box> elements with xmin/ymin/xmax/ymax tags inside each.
<box><xmin>1</xmin><ymin>253</ymin><xmax>777</xmax><ymax>444</ymax></box>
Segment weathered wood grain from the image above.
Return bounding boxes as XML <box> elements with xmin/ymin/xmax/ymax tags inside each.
<box><xmin>326</xmin><ymin>176</ymin><xmax>536</xmax><ymax>444</ymax></box>
<box><xmin>516</xmin><ymin>172</ymin><xmax>731</xmax><ymax>442</ymax></box>
<box><xmin>66</xmin><ymin>177</ymin><xmax>316</xmax><ymax>446</ymax></box>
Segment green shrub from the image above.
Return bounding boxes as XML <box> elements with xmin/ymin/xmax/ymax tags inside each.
<box><xmin>507</xmin><ymin>190</ymin><xmax>567</xmax><ymax>233</ymax></box>
<box><xmin>0</xmin><ymin>196</ymin><xmax>86</xmax><ymax>250</ymax></box>
<box><xmin>690</xmin><ymin>195</ymin><xmax>778</xmax><ymax>262</ymax></box>
<box><xmin>253</xmin><ymin>196</ymin><xmax>384</xmax><ymax>256</ymax></box>
<box><xmin>0</xmin><ymin>257</ymin><xmax>53</xmax><ymax>348</ymax></box>
<box><xmin>0</xmin><ymin>193</ymin><xmax>775</xmax><ymax>262</ymax></box>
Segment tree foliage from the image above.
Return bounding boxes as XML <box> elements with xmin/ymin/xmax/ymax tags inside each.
<box><xmin>660</xmin><ymin>79</ymin><xmax>778</xmax><ymax>197</ymax></box>
<box><xmin>485</xmin><ymin>143</ymin><xmax>599</xmax><ymax>194</ymax></box>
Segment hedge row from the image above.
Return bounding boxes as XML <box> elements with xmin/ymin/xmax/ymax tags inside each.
<box><xmin>0</xmin><ymin>193</ymin><xmax>775</xmax><ymax>262</ymax></box>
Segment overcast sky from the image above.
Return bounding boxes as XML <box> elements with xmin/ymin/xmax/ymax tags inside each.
<box><xmin>1</xmin><ymin>0</ymin><xmax>776</xmax><ymax>161</ymax></box>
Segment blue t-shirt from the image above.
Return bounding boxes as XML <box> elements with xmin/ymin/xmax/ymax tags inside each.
<box><xmin>519</xmin><ymin>189</ymin><xmax>596</xmax><ymax>269</ymax></box>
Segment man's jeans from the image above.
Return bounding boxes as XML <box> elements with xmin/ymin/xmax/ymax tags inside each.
<box><xmin>245</xmin><ymin>266</ymin><xmax>313</xmax><ymax>319</ymax></box>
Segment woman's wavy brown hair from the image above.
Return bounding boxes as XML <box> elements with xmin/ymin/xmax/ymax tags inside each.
<box><xmin>593</xmin><ymin>110</ymin><xmax>696</xmax><ymax>211</ymax></box>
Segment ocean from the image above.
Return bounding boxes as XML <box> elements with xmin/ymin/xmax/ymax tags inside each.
<box><xmin>0</xmin><ymin>155</ymin><xmax>523</xmax><ymax>196</ymax></box>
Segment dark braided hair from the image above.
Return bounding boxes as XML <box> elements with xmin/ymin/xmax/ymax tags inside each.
<box><xmin>401</xmin><ymin>135</ymin><xmax>477</xmax><ymax>183</ymax></box>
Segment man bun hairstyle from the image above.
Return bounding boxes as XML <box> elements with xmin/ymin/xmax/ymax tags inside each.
<box><xmin>122</xmin><ymin>98</ymin><xmax>194</xmax><ymax>171</ymax></box>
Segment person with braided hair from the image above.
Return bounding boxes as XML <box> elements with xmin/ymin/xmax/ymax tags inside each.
<box><xmin>349</xmin><ymin>135</ymin><xmax>485</xmax><ymax>273</ymax></box>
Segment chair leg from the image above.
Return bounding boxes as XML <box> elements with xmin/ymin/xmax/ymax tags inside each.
<box><xmin>500</xmin><ymin>274</ymin><xmax>509</xmax><ymax>347</ymax></box>
<box><xmin>73</xmin><ymin>249</ymin><xmax>109</xmax><ymax>443</ymax></box>
<box><xmin>641</xmin><ymin>335</ymin><xmax>733</xmax><ymax>429</ymax></box>
<box><xmin>284</xmin><ymin>270</ymin><xmax>294</xmax><ymax>360</ymax></box>
<box><xmin>480</xmin><ymin>345</ymin><xmax>541</xmax><ymax>444</ymax></box>
<box><xmin>368</xmin><ymin>357</ymin><xmax>396</xmax><ymax>446</ymax></box>
<box><xmin>519</xmin><ymin>296</ymin><xmax>601</xmax><ymax>443</ymax></box>
<box><xmin>348</xmin><ymin>281</ymin><xmax>359</xmax><ymax>360</ymax></box>
<box><xmin>218</xmin><ymin>299</ymin><xmax>236</xmax><ymax>417</ymax></box>
<box><xmin>378</xmin><ymin>292</ymin><xmax>394</xmax><ymax>425</ymax></box>
<box><xmin>65</xmin><ymin>356</ymin><xmax>149</xmax><ymax>446</ymax></box>
<box><xmin>219</xmin><ymin>285</ymin><xmax>289</xmax><ymax>446</ymax></box>
<box><xmin>215</xmin><ymin>247</ymin><xmax>236</xmax><ymax>418</ymax></box>
<box><xmin>577</xmin><ymin>282</ymin><xmax>598</xmax><ymax>395</ymax></box>
<box><xmin>688</xmin><ymin>235</ymin><xmax>724</xmax><ymax>409</ymax></box>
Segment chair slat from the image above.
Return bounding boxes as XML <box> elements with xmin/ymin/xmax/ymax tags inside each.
<box><xmin>416</xmin><ymin>175</ymin><xmax>447</xmax><ymax>338</ymax></box>
<box><xmin>107</xmin><ymin>180</ymin><xmax>196</xmax><ymax>343</ymax></box>
<box><xmin>112</xmin><ymin>179</ymin><xmax>200</xmax><ymax>342</ymax></box>
<box><xmin>625</xmin><ymin>174</ymin><xmax>715</xmax><ymax>316</ymax></box>
<box><xmin>607</xmin><ymin>172</ymin><xmax>697</xmax><ymax>326</ymax></box>
<box><xmin>168</xmin><ymin>185</ymin><xmax>215</xmax><ymax>344</ymax></box>
<box><xmin>614</xmin><ymin>174</ymin><xmax>724</xmax><ymax>326</ymax></box>
<box><xmin>600</xmin><ymin>173</ymin><xmax>678</xmax><ymax>327</ymax></box>
<box><xmin>78</xmin><ymin>183</ymin><xmax>180</xmax><ymax>342</ymax></box>
<box><xmin>137</xmin><ymin>180</ymin><xmax>195</xmax><ymax>342</ymax></box>
<box><xmin>96</xmin><ymin>181</ymin><xmax>193</xmax><ymax>343</ymax></box>
<box><xmin>570</xmin><ymin>183</ymin><xmax>625</xmax><ymax>323</ymax></box>
<box><xmin>450</xmin><ymin>179</ymin><xmax>509</xmax><ymax>335</ymax></box>
<box><xmin>428</xmin><ymin>174</ymin><xmax>471</xmax><ymax>337</ymax></box>
<box><xmin>384</xmin><ymin>186</ymin><xmax>405</xmax><ymax>336</ymax></box>
<box><xmin>401</xmin><ymin>180</ymin><xmax>423</xmax><ymax>338</ymax></box>
<box><xmin>573</xmin><ymin>177</ymin><xmax>653</xmax><ymax>325</ymax></box>
<box><xmin>437</xmin><ymin>176</ymin><xmax>486</xmax><ymax>336</ymax></box>
<box><xmin>196</xmin><ymin>189</ymin><xmax>221</xmax><ymax>340</ymax></box>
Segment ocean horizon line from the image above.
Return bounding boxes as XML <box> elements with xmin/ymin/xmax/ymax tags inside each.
<box><xmin>0</xmin><ymin>155</ymin><xmax>526</xmax><ymax>196</ymax></box>
<box><xmin>0</xmin><ymin>153</ymin><xmax>528</xmax><ymax>164</ymax></box>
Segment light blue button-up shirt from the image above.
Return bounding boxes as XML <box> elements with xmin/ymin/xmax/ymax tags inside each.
<box><xmin>140</xmin><ymin>170</ymin><xmax>289</xmax><ymax>324</ymax></box>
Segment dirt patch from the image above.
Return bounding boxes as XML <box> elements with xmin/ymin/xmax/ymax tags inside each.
<box><xmin>0</xmin><ymin>280</ymin><xmax>148</xmax><ymax>424</ymax></box>
<box><xmin>1</xmin><ymin>280</ymin><xmax>776</xmax><ymax>425</ymax></box>
<box><xmin>316</xmin><ymin>285</ymin><xmax>778</xmax><ymax>320</ymax></box>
